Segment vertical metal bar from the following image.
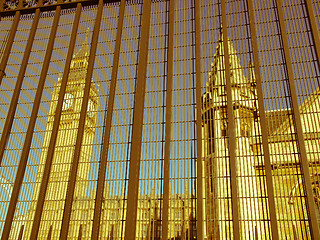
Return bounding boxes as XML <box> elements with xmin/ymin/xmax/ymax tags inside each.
<box><xmin>59</xmin><ymin>0</ymin><xmax>104</xmax><ymax>238</ymax></box>
<box><xmin>275</xmin><ymin>0</ymin><xmax>320</xmax><ymax>239</ymax></box>
<box><xmin>304</xmin><ymin>0</ymin><xmax>320</xmax><ymax>71</ymax></box>
<box><xmin>0</xmin><ymin>12</ymin><xmax>20</xmax><ymax>85</ymax></box>
<box><xmin>0</xmin><ymin>11</ymin><xmax>20</xmax><ymax>101</ymax></box>
<box><xmin>29</xmin><ymin>3</ymin><xmax>82</xmax><ymax>239</ymax></box>
<box><xmin>220</xmin><ymin>0</ymin><xmax>240</xmax><ymax>239</ymax></box>
<box><xmin>246</xmin><ymin>0</ymin><xmax>279</xmax><ymax>239</ymax></box>
<box><xmin>0</xmin><ymin>11</ymin><xmax>21</xmax><ymax>134</ymax></box>
<box><xmin>77</xmin><ymin>225</ymin><xmax>82</xmax><ymax>240</ymax></box>
<box><xmin>17</xmin><ymin>0</ymin><xmax>23</xmax><ymax>9</ymax></box>
<box><xmin>162</xmin><ymin>0</ymin><xmax>174</xmax><ymax>239</ymax></box>
<box><xmin>17</xmin><ymin>225</ymin><xmax>24</xmax><ymax>240</ymax></box>
<box><xmin>293</xmin><ymin>225</ymin><xmax>298</xmax><ymax>240</ymax></box>
<box><xmin>0</xmin><ymin>10</ymin><xmax>32</xmax><ymax>165</ymax></box>
<box><xmin>194</xmin><ymin>0</ymin><xmax>203</xmax><ymax>239</ymax></box>
<box><xmin>91</xmin><ymin>0</ymin><xmax>125</xmax><ymax>239</ymax></box>
<box><xmin>254</xmin><ymin>225</ymin><xmax>258</xmax><ymax>240</ymax></box>
<box><xmin>47</xmin><ymin>225</ymin><xmax>53</xmax><ymax>240</ymax></box>
<box><xmin>0</xmin><ymin>9</ymin><xmax>40</xmax><ymax>239</ymax></box>
<box><xmin>37</xmin><ymin>0</ymin><xmax>44</xmax><ymax>7</ymax></box>
<box><xmin>1</xmin><ymin>5</ymin><xmax>60</xmax><ymax>240</ymax></box>
<box><xmin>124</xmin><ymin>0</ymin><xmax>152</xmax><ymax>239</ymax></box>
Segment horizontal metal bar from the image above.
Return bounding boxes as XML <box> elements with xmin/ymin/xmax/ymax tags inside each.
<box><xmin>0</xmin><ymin>0</ymin><xmax>107</xmax><ymax>16</ymax></box>
<box><xmin>0</xmin><ymin>0</ymin><xmax>167</xmax><ymax>16</ymax></box>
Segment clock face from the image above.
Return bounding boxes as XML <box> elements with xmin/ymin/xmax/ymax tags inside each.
<box><xmin>87</xmin><ymin>99</ymin><xmax>95</xmax><ymax>118</ymax></box>
<box><xmin>62</xmin><ymin>93</ymin><xmax>74</xmax><ymax>111</ymax></box>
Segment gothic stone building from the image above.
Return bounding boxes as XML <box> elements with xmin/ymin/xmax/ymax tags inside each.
<box><xmin>201</xmin><ymin>36</ymin><xmax>320</xmax><ymax>240</ymax></box>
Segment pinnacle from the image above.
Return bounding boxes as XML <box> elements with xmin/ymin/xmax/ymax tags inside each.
<box><xmin>73</xmin><ymin>28</ymin><xmax>90</xmax><ymax>60</ymax></box>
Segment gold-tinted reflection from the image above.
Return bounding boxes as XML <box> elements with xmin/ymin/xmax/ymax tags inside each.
<box><xmin>0</xmin><ymin>0</ymin><xmax>319</xmax><ymax>239</ymax></box>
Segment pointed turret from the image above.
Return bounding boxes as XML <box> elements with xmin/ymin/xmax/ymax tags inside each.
<box><xmin>207</xmin><ymin>33</ymin><xmax>253</xmax><ymax>96</ymax></box>
<box><xmin>73</xmin><ymin>28</ymin><xmax>90</xmax><ymax>61</ymax></box>
<box><xmin>65</xmin><ymin>28</ymin><xmax>99</xmax><ymax>103</ymax></box>
<box><xmin>66</xmin><ymin>28</ymin><xmax>91</xmax><ymax>83</ymax></box>
<box><xmin>201</xmin><ymin>33</ymin><xmax>261</xmax><ymax>239</ymax></box>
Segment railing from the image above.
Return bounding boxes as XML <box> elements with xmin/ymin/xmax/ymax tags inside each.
<box><xmin>0</xmin><ymin>0</ymin><xmax>319</xmax><ymax>239</ymax></box>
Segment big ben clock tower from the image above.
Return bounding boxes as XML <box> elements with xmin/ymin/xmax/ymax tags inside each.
<box><xmin>23</xmin><ymin>32</ymin><xmax>99</xmax><ymax>239</ymax></box>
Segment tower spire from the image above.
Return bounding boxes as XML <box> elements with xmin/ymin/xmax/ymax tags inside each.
<box><xmin>73</xmin><ymin>27</ymin><xmax>90</xmax><ymax>60</ymax></box>
<box><xmin>69</xmin><ymin>28</ymin><xmax>90</xmax><ymax>72</ymax></box>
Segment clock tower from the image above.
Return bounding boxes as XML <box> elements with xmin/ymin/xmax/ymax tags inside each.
<box><xmin>23</xmin><ymin>32</ymin><xmax>99</xmax><ymax>239</ymax></box>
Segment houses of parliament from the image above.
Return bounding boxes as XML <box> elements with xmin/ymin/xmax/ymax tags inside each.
<box><xmin>6</xmin><ymin>33</ymin><xmax>320</xmax><ymax>240</ymax></box>
<box><xmin>201</xmin><ymin>36</ymin><xmax>320</xmax><ymax>239</ymax></box>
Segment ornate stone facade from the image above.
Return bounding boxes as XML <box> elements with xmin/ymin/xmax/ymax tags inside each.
<box><xmin>202</xmin><ymin>36</ymin><xmax>320</xmax><ymax>240</ymax></box>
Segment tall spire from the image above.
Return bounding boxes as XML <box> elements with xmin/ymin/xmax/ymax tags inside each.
<box><xmin>73</xmin><ymin>27</ymin><xmax>90</xmax><ymax>60</ymax></box>
<box><xmin>68</xmin><ymin>28</ymin><xmax>91</xmax><ymax>80</ymax></box>
<box><xmin>69</xmin><ymin>28</ymin><xmax>90</xmax><ymax>72</ymax></box>
<box><xmin>209</xmin><ymin>29</ymin><xmax>252</xmax><ymax>88</ymax></box>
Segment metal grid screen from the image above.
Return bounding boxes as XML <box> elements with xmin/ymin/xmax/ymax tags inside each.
<box><xmin>0</xmin><ymin>0</ymin><xmax>320</xmax><ymax>239</ymax></box>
